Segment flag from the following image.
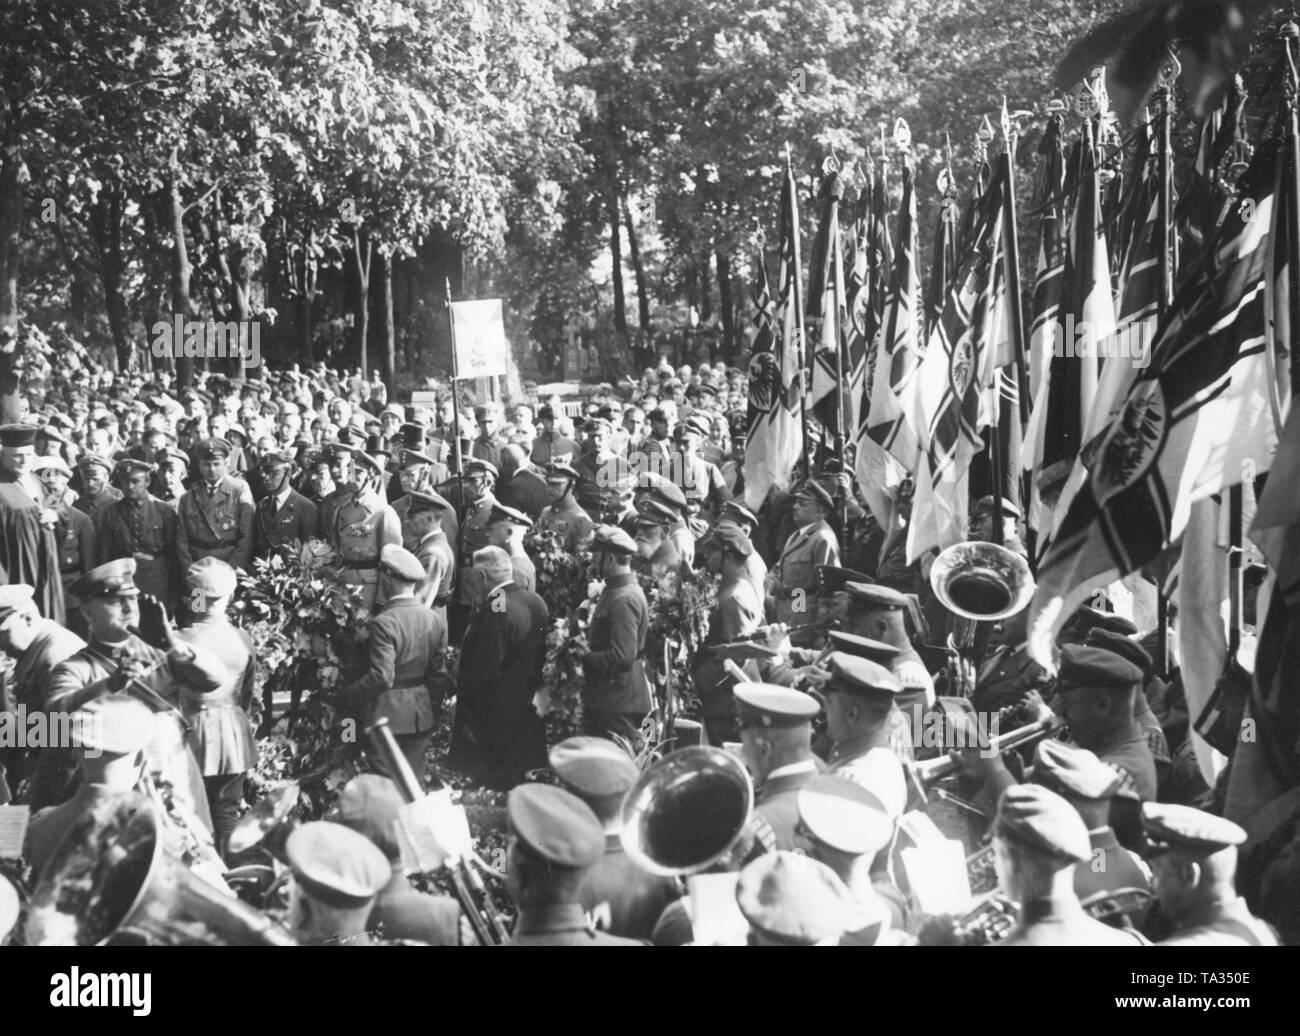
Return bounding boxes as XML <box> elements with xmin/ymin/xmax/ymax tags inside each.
<box><xmin>906</xmin><ymin>166</ymin><xmax>1007</xmax><ymax>563</ymax></box>
<box><xmin>1027</xmin><ymin>135</ymin><xmax>1289</xmax><ymax>666</ymax></box>
<box><xmin>743</xmin><ymin>170</ymin><xmax>805</xmax><ymax>510</ymax></box>
<box><xmin>807</xmin><ymin>174</ymin><xmax>849</xmax><ymax>436</ymax></box>
<box><xmin>1021</xmin><ymin>115</ymin><xmax>1067</xmax><ymax>538</ymax></box>
<box><xmin>1029</xmin><ymin>131</ymin><xmax>1115</xmax><ymax>554</ymax></box>
<box><xmin>855</xmin><ymin>162</ymin><xmax>915</xmax><ymax>528</ymax></box>
<box><xmin>1178</xmin><ymin>79</ymin><xmax>1247</xmax><ymax>268</ymax></box>
<box><xmin>926</xmin><ymin>167</ymin><xmax>959</xmax><ymax>335</ymax></box>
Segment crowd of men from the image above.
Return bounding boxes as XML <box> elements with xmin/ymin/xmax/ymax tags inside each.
<box><xmin>0</xmin><ymin>355</ymin><xmax>1295</xmax><ymax>946</ymax></box>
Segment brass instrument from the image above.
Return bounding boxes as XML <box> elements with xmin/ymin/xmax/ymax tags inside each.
<box><xmin>620</xmin><ymin>745</ymin><xmax>754</xmax><ymax>877</ymax></box>
<box><xmin>929</xmin><ymin>541</ymin><xmax>1036</xmax><ymax>697</ymax></box>
<box><xmin>905</xmin><ymin>716</ymin><xmax>1066</xmax><ymax>803</ymax></box>
<box><xmin>224</xmin><ymin>783</ymin><xmax>301</xmax><ymax>908</ymax></box>
<box><xmin>364</xmin><ymin>719</ymin><xmax>508</xmax><ymax>946</ymax></box>
<box><xmin>949</xmin><ymin>891</ymin><xmax>1018</xmax><ymax>945</ymax></box>
<box><xmin>26</xmin><ymin>790</ymin><xmax>295</xmax><ymax>946</ymax></box>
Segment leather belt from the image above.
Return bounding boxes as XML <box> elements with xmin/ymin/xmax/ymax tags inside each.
<box><xmin>390</xmin><ymin>679</ymin><xmax>428</xmax><ymax>691</ymax></box>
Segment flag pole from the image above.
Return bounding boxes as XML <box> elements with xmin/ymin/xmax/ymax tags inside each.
<box><xmin>446</xmin><ymin>276</ymin><xmax>465</xmax><ymax>526</ymax></box>
<box><xmin>786</xmin><ymin>145</ymin><xmax>810</xmax><ymax>470</ymax></box>
<box><xmin>1154</xmin><ymin>74</ymin><xmax>1176</xmax><ymax>678</ymax></box>
<box><xmin>1000</xmin><ymin>100</ymin><xmax>1031</xmax><ymax>429</ymax></box>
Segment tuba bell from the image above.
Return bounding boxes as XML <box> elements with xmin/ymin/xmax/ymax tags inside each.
<box><xmin>620</xmin><ymin>746</ymin><xmax>754</xmax><ymax>878</ymax></box>
<box><xmin>25</xmin><ymin>790</ymin><xmax>295</xmax><ymax>946</ymax></box>
<box><xmin>929</xmin><ymin>541</ymin><xmax>1035</xmax><ymax>623</ymax></box>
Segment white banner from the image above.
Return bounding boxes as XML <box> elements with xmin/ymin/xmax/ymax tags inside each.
<box><xmin>451</xmin><ymin>298</ymin><xmax>508</xmax><ymax>379</ymax></box>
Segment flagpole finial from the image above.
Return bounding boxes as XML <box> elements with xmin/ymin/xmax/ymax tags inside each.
<box><xmin>1157</xmin><ymin>47</ymin><xmax>1182</xmax><ymax>89</ymax></box>
<box><xmin>893</xmin><ymin>117</ymin><xmax>912</xmax><ymax>153</ymax></box>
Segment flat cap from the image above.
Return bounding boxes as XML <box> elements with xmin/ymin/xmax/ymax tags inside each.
<box><xmin>974</xmin><ymin>494</ymin><xmax>1024</xmax><ymax>521</ymax></box>
<box><xmin>718</xmin><ymin>501</ymin><xmax>757</xmax><ymax>528</ymax></box>
<box><xmin>406</xmin><ymin>489</ymin><xmax>452</xmax><ymax>514</ymax></box>
<box><xmin>793</xmin><ymin>480</ymin><xmax>834</xmax><ymax>511</ymax></box>
<box><xmin>473</xmin><ymin>404</ymin><xmax>499</xmax><ymax>420</ymax></box>
<box><xmin>548</xmin><ymin>737</ymin><xmax>640</xmax><ymax>799</ymax></box>
<box><xmin>585</xmin><ymin>416</ymin><xmax>614</xmax><ymax>433</ymax></box>
<box><xmin>379</xmin><ymin>544</ymin><xmax>425</xmax><ymax>582</ymax></box>
<box><xmin>352</xmin><ymin>450</ymin><xmax>386</xmax><ymax>476</ymax></box>
<box><xmin>336</xmin><ymin>774</ymin><xmax>404</xmax><ymax>858</ymax></box>
<box><xmin>1056</xmin><ymin>644</ymin><xmax>1144</xmax><ymax>692</ymax></box>
<box><xmin>69</xmin><ymin>559</ymin><xmax>140</xmax><ymax>600</ymax></box>
<box><xmin>845</xmin><ymin>581</ymin><xmax>909</xmax><ymax>611</ymax></box>
<box><xmin>0</xmin><ymin>424</ymin><xmax>36</xmax><ymax>448</ymax></box>
<box><xmin>186</xmin><ymin>557</ymin><xmax>238</xmax><ymax>598</ymax></box>
<box><xmin>639</xmin><ymin>475</ymin><xmax>688</xmax><ymax>512</ymax></box>
<box><xmin>591</xmin><ymin>525</ymin><xmax>637</xmax><ymax>556</ymax></box>
<box><xmin>823</xmin><ymin>653</ymin><xmax>903</xmax><ymax>698</ymax></box>
<box><xmin>464</xmin><ymin>458</ymin><xmax>498</xmax><ymax>479</ymax></box>
<box><xmin>817</xmin><ymin>566</ymin><xmax>875</xmax><ymax>595</ymax></box>
<box><xmin>195</xmin><ymin>437</ymin><xmax>232</xmax><ymax>459</ymax></box>
<box><xmin>0</xmin><ymin>584</ymin><xmax>35</xmax><ymax>619</ymax></box>
<box><xmin>507</xmin><ymin>783</ymin><xmax>605</xmax><ymax>869</ymax></box>
<box><xmin>488</xmin><ymin>502</ymin><xmax>533</xmax><ymax>528</ymax></box>
<box><xmin>285</xmin><ymin>821</ymin><xmax>391</xmax><ymax>909</ymax></box>
<box><xmin>994</xmin><ymin>784</ymin><xmax>1092</xmax><ymax>863</ymax></box>
<box><xmin>796</xmin><ymin>776</ymin><xmax>893</xmax><ymax>857</ymax></box>
<box><xmin>824</xmin><ymin>631</ymin><xmax>900</xmax><ymax>666</ymax></box>
<box><xmin>704</xmin><ymin>522</ymin><xmax>754</xmax><ymax>557</ymax></box>
<box><xmin>1140</xmin><ymin>803</ymin><xmax>1247</xmax><ymax>857</ymax></box>
<box><xmin>736</xmin><ymin>851</ymin><xmax>868</xmax><ymax>945</ymax></box>
<box><xmin>734</xmin><ymin>683</ymin><xmax>820</xmax><ymax>728</ymax></box>
<box><xmin>258</xmin><ymin>448</ymin><xmax>292</xmax><ymax>469</ymax></box>
<box><xmin>1032</xmin><ymin>740</ymin><xmax>1123</xmax><ymax>801</ymax></box>
<box><xmin>69</xmin><ymin>697</ymin><xmax>157</xmax><ymax>756</ymax></box>
<box><xmin>1084</xmin><ymin>628</ymin><xmax>1153</xmax><ymax>673</ymax></box>
<box><xmin>160</xmin><ymin>447</ymin><xmax>193</xmax><ymax>469</ymax></box>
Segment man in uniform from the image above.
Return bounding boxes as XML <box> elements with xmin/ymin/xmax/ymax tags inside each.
<box><xmin>343</xmin><ymin>545</ymin><xmax>447</xmax><ymax>783</ymax></box>
<box><xmin>843</xmin><ymin>581</ymin><xmax>936</xmax><ymax>727</ymax></box>
<box><xmin>329</xmin><ymin>451</ymin><xmax>402</xmax><ymax>614</ymax></box>
<box><xmin>44</xmin><ymin>559</ymin><xmax>221</xmax><ymax>826</ymax></box>
<box><xmin>735</xmin><ymin>683</ymin><xmax>822</xmax><ymax>850</ymax></box>
<box><xmin>254</xmin><ymin>449</ymin><xmax>319</xmax><ymax>557</ymax></box>
<box><xmin>1142</xmin><ymin>802</ymin><xmax>1279</xmax><ymax>946</ymax></box>
<box><xmin>405</xmin><ymin>490</ymin><xmax>455</xmax><ymax>619</ymax></box>
<box><xmin>988</xmin><ymin>784</ymin><xmax>1146</xmax><ymax>946</ymax></box>
<box><xmin>73</xmin><ymin>454</ymin><xmax>121</xmax><ymax>526</ymax></box>
<box><xmin>450</xmin><ymin>458</ymin><xmax>499</xmax><ymax>639</ymax></box>
<box><xmin>394</xmin><ymin>448</ymin><xmax>458</xmax><ymax>554</ymax></box>
<box><xmin>717</xmin><ymin>499</ymin><xmax>767</xmax><ymax>603</ymax></box>
<box><xmin>37</xmin><ymin>456</ymin><xmax>95</xmax><ymax>632</ymax></box>
<box><xmin>486</xmin><ymin>502</ymin><xmax>536</xmax><ymax>592</ymax></box>
<box><xmin>631</xmin><ymin>503</ymin><xmax>682</xmax><ymax>579</ymax></box>
<box><xmin>448</xmin><ymin>546</ymin><xmax>549</xmax><ymax>788</ymax></box>
<box><xmin>153</xmin><ymin>447</ymin><xmax>192</xmax><ymax>508</ymax></box>
<box><xmin>577</xmin><ymin>527</ymin><xmax>652</xmax><ymax>743</ymax></box>
<box><xmin>336</xmin><ymin>775</ymin><xmax>463</xmax><ymax>945</ymax></box>
<box><xmin>767</xmin><ymin>481</ymin><xmax>840</xmax><ymax>641</ymax></box>
<box><xmin>795</xmin><ymin>776</ymin><xmax>907</xmax><ymax>943</ymax></box>
<box><xmin>318</xmin><ymin>442</ymin><xmax>355</xmax><ymax>533</ymax></box>
<box><xmin>529</xmin><ymin>405</ymin><xmax>579</xmax><ymax>468</ymax></box>
<box><xmin>549</xmin><ymin>737</ymin><xmax>677</xmax><ymax>941</ymax></box>
<box><xmin>176</xmin><ymin>437</ymin><xmax>255</xmax><ymax>574</ymax></box>
<box><xmin>670</xmin><ymin>416</ymin><xmax>728</xmax><ymax>522</ymax></box>
<box><xmin>284</xmin><ymin>821</ymin><xmax>391</xmax><ymax>946</ymax></box>
<box><xmin>504</xmin><ymin>782</ymin><xmax>645</xmax><ymax>946</ymax></box>
<box><xmin>821</xmin><ymin>653</ymin><xmax>908</xmax><ymax>820</ymax></box>
<box><xmin>96</xmin><ymin>458</ymin><xmax>181</xmax><ymax>613</ymax></box>
<box><xmin>537</xmin><ymin>462</ymin><xmax>594</xmax><ymax>554</ymax></box>
<box><xmin>470</xmin><ymin>404</ymin><xmax>507</xmax><ymax>469</ymax></box>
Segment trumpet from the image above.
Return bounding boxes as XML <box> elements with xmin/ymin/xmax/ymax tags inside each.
<box><xmin>905</xmin><ymin>716</ymin><xmax>1066</xmax><ymax>800</ymax></box>
<box><xmin>364</xmin><ymin>719</ymin><xmax>509</xmax><ymax>946</ymax></box>
<box><xmin>949</xmin><ymin>891</ymin><xmax>1018</xmax><ymax>945</ymax></box>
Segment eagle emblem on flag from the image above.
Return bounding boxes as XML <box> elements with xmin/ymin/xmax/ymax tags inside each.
<box><xmin>1093</xmin><ymin>384</ymin><xmax>1166</xmax><ymax>505</ymax></box>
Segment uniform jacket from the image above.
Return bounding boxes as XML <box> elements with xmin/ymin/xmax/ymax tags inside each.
<box><xmin>396</xmin><ymin>494</ymin><xmax>459</xmax><ymax>559</ymax></box>
<box><xmin>753</xmin><ymin>761</ymin><xmax>823</xmax><ymax>850</ymax></box>
<box><xmin>507</xmin><ymin>903</ymin><xmax>645</xmax><ymax>946</ymax></box>
<box><xmin>1075</xmin><ymin>825</ymin><xmax>1152</xmax><ymax>930</ymax></box>
<box><xmin>344</xmin><ymin>596</ymin><xmax>448</xmax><ymax>734</ymax></box>
<box><xmin>633</xmin><ymin>538</ymin><xmax>681</xmax><ymax>580</ymax></box>
<box><xmin>530</xmin><ymin>432</ymin><xmax>579</xmax><ymax>467</ymax></box>
<box><xmin>414</xmin><ymin>528</ymin><xmax>456</xmax><ymax>608</ymax></box>
<box><xmin>371</xmin><ymin>867</ymin><xmax>461</xmax><ymax>946</ymax></box>
<box><xmin>580</xmin><ymin>834</ymin><xmax>679</xmax><ymax>941</ymax></box>
<box><xmin>1158</xmin><ymin>898</ymin><xmax>1279</xmax><ymax>946</ymax></box>
<box><xmin>53</xmin><ymin>503</ymin><xmax>95</xmax><ymax>589</ymax></box>
<box><xmin>825</xmin><ymin>732</ymin><xmax>907</xmax><ymax>819</ymax></box>
<box><xmin>73</xmin><ymin>486</ymin><xmax>122</xmax><ymax>527</ymax></box>
<box><xmin>999</xmin><ymin>899</ymin><xmax>1149</xmax><ymax>946</ymax></box>
<box><xmin>95</xmin><ymin>495</ymin><xmax>180</xmax><ymax>609</ymax></box>
<box><xmin>768</xmin><ymin>519</ymin><xmax>839</xmax><ymax>624</ymax></box>
<box><xmin>583</xmin><ymin>573</ymin><xmax>651</xmax><ymax>716</ymax></box>
<box><xmin>255</xmin><ymin>487</ymin><xmax>320</xmax><ymax>556</ymax></box>
<box><xmin>455</xmin><ymin>494</ymin><xmax>497</xmax><ymax>606</ymax></box>
<box><xmin>694</xmin><ymin>577</ymin><xmax>762</xmax><ymax>718</ymax></box>
<box><xmin>10</xmin><ymin>621</ymin><xmax>84</xmax><ymax>710</ymax></box>
<box><xmin>496</xmin><ymin>467</ymin><xmax>550</xmax><ymax>521</ymax></box>
<box><xmin>449</xmin><ymin>582</ymin><xmax>549</xmax><ymax>780</ymax></box>
<box><xmin>470</xmin><ymin>434</ymin><xmax>507</xmax><ymax>469</ymax></box>
<box><xmin>177</xmin><ymin>475</ymin><xmax>255</xmax><ymax>571</ymax></box>
<box><xmin>537</xmin><ymin>497</ymin><xmax>594</xmax><ymax>554</ymax></box>
<box><xmin>510</xmin><ymin>552</ymin><xmax>537</xmax><ymax>594</ymax></box>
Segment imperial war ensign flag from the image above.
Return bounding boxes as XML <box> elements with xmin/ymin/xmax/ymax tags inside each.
<box><xmin>451</xmin><ymin>298</ymin><xmax>509</xmax><ymax>378</ymax></box>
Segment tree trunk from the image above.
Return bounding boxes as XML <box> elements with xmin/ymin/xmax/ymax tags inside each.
<box><xmin>609</xmin><ymin>189</ymin><xmax>626</xmax><ymax>334</ymax></box>
<box><xmin>381</xmin><ymin>249</ymin><xmax>395</xmax><ymax>397</ymax></box>
<box><xmin>0</xmin><ymin>144</ymin><xmax>24</xmax><ymax>332</ymax></box>
<box><xmin>166</xmin><ymin>154</ymin><xmax>194</xmax><ymax>388</ymax></box>
<box><xmin>622</xmin><ymin>196</ymin><xmax>650</xmax><ymax>330</ymax></box>
<box><xmin>288</xmin><ymin>222</ymin><xmax>317</xmax><ymax>367</ymax></box>
<box><xmin>716</xmin><ymin>248</ymin><xmax>734</xmax><ymax>363</ymax></box>
<box><xmin>90</xmin><ymin>186</ymin><xmax>133</xmax><ymax>371</ymax></box>
<box><xmin>699</xmin><ymin>252</ymin><xmax>713</xmax><ymax>323</ymax></box>
<box><xmin>352</xmin><ymin>224</ymin><xmax>372</xmax><ymax>377</ymax></box>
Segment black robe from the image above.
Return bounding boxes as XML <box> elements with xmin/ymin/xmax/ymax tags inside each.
<box><xmin>0</xmin><ymin>476</ymin><xmax>65</xmax><ymax>624</ymax></box>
